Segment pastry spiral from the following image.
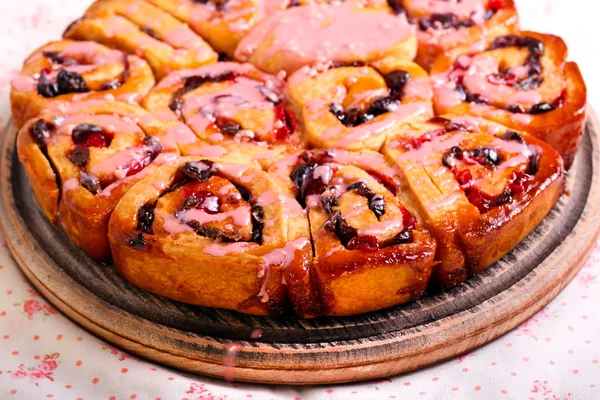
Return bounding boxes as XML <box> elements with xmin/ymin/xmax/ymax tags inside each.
<box><xmin>143</xmin><ymin>62</ymin><xmax>306</xmax><ymax>167</ymax></box>
<box><xmin>16</xmin><ymin>101</ymin><xmax>196</xmax><ymax>261</ymax></box>
<box><xmin>108</xmin><ymin>156</ymin><xmax>312</xmax><ymax>316</ymax></box>
<box><xmin>288</xmin><ymin>58</ymin><xmax>433</xmax><ymax>151</ymax></box>
<box><xmin>63</xmin><ymin>0</ymin><xmax>218</xmax><ymax>79</ymax></box>
<box><xmin>383</xmin><ymin>115</ymin><xmax>566</xmax><ymax>286</ymax></box>
<box><xmin>388</xmin><ymin>0</ymin><xmax>519</xmax><ymax>70</ymax></box>
<box><xmin>10</xmin><ymin>40</ymin><xmax>155</xmax><ymax>129</ymax></box>
<box><xmin>431</xmin><ymin>31</ymin><xmax>587</xmax><ymax>168</ymax></box>
<box><xmin>268</xmin><ymin>149</ymin><xmax>436</xmax><ymax>316</ymax></box>
<box><xmin>234</xmin><ymin>2</ymin><xmax>417</xmax><ymax>76</ymax></box>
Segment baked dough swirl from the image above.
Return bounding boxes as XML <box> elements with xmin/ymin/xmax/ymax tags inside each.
<box><xmin>143</xmin><ymin>62</ymin><xmax>306</xmax><ymax>167</ymax></box>
<box><xmin>10</xmin><ymin>40</ymin><xmax>154</xmax><ymax>129</ymax></box>
<box><xmin>268</xmin><ymin>149</ymin><xmax>436</xmax><ymax>316</ymax></box>
<box><xmin>383</xmin><ymin>115</ymin><xmax>566</xmax><ymax>286</ymax></box>
<box><xmin>431</xmin><ymin>32</ymin><xmax>587</xmax><ymax>168</ymax></box>
<box><xmin>288</xmin><ymin>58</ymin><xmax>433</xmax><ymax>151</ymax></box>
<box><xmin>64</xmin><ymin>0</ymin><xmax>218</xmax><ymax>79</ymax></box>
<box><xmin>16</xmin><ymin>102</ymin><xmax>195</xmax><ymax>261</ymax></box>
<box><xmin>108</xmin><ymin>156</ymin><xmax>312</xmax><ymax>316</ymax></box>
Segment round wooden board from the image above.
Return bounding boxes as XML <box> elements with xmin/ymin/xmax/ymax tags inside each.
<box><xmin>1</xmin><ymin>112</ymin><xmax>599</xmax><ymax>385</ymax></box>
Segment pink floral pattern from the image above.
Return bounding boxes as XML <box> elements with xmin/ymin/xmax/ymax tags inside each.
<box><xmin>9</xmin><ymin>353</ymin><xmax>60</xmax><ymax>384</ymax></box>
<box><xmin>0</xmin><ymin>0</ymin><xmax>598</xmax><ymax>399</ymax></box>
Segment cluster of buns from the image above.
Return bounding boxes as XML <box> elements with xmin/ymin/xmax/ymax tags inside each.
<box><xmin>12</xmin><ymin>0</ymin><xmax>586</xmax><ymax>317</ymax></box>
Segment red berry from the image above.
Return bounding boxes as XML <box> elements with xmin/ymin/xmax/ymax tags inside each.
<box><xmin>346</xmin><ymin>235</ymin><xmax>379</xmax><ymax>252</ymax></box>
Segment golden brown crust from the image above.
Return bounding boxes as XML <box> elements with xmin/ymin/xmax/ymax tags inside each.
<box><xmin>383</xmin><ymin>115</ymin><xmax>566</xmax><ymax>287</ymax></box>
<box><xmin>16</xmin><ymin>101</ymin><xmax>191</xmax><ymax>261</ymax></box>
<box><xmin>430</xmin><ymin>31</ymin><xmax>587</xmax><ymax>168</ymax></box>
<box><xmin>267</xmin><ymin>149</ymin><xmax>436</xmax><ymax>316</ymax></box>
<box><xmin>108</xmin><ymin>156</ymin><xmax>312</xmax><ymax>316</ymax></box>
<box><xmin>63</xmin><ymin>0</ymin><xmax>218</xmax><ymax>79</ymax></box>
<box><xmin>10</xmin><ymin>40</ymin><xmax>155</xmax><ymax>128</ymax></box>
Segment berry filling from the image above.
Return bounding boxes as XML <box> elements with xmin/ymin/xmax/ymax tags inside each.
<box><xmin>329</xmin><ymin>70</ymin><xmax>410</xmax><ymax>128</ymax></box>
<box><xmin>441</xmin><ymin>136</ymin><xmax>541</xmax><ymax>213</ymax></box>
<box><xmin>181</xmin><ymin>160</ymin><xmax>217</xmax><ymax>183</ymax></box>
<box><xmin>31</xmin><ymin>119</ymin><xmax>55</xmax><ymax>149</ymax></box>
<box><xmin>80</xmin><ymin>171</ymin><xmax>101</xmax><ymax>194</ymax></box>
<box><xmin>137</xmin><ymin>204</ymin><xmax>156</xmax><ymax>234</ymax></box>
<box><xmin>71</xmin><ymin>123</ymin><xmax>113</xmax><ymax>148</ymax></box>
<box><xmin>37</xmin><ymin>69</ymin><xmax>89</xmax><ymax>98</ymax></box>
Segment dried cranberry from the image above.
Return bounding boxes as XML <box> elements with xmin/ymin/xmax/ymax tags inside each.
<box><xmin>37</xmin><ymin>74</ymin><xmax>60</xmax><ymax>98</ymax></box>
<box><xmin>528</xmin><ymin>151</ymin><xmax>540</xmax><ymax>175</ymax></box>
<box><xmin>442</xmin><ymin>146</ymin><xmax>463</xmax><ymax>168</ymax></box>
<box><xmin>400</xmin><ymin>206</ymin><xmax>416</xmax><ymax>230</ymax></box>
<box><xmin>273</xmin><ymin>105</ymin><xmax>294</xmax><ymax>141</ymax></box>
<box><xmin>529</xmin><ymin>102</ymin><xmax>555</xmax><ymax>114</ymax></box>
<box><xmin>505</xmin><ymin>104</ymin><xmax>526</xmax><ymax>113</ymax></box>
<box><xmin>67</xmin><ymin>146</ymin><xmax>90</xmax><ymax>167</ymax></box>
<box><xmin>455</xmin><ymin>169</ymin><xmax>473</xmax><ymax>187</ymax></box>
<box><xmin>128</xmin><ymin>232</ymin><xmax>147</xmax><ymax>249</ymax></box>
<box><xmin>386</xmin><ymin>0</ymin><xmax>405</xmax><ymax>15</ymax></box>
<box><xmin>386</xmin><ymin>229</ymin><xmax>413</xmax><ymax>245</ymax></box>
<box><xmin>251</xmin><ymin>205</ymin><xmax>264</xmax><ymax>244</ymax></box>
<box><xmin>502</xmin><ymin>130</ymin><xmax>525</xmax><ymax>143</ymax></box>
<box><xmin>181</xmin><ymin>160</ymin><xmax>215</xmax><ymax>182</ymax></box>
<box><xmin>466</xmin><ymin>148</ymin><xmax>501</xmax><ymax>167</ymax></box>
<box><xmin>384</xmin><ymin>70</ymin><xmax>410</xmax><ymax>98</ymax></box>
<box><xmin>509</xmin><ymin>171</ymin><xmax>534</xmax><ymax>195</ymax></box>
<box><xmin>137</xmin><ymin>204</ymin><xmax>155</xmax><ymax>234</ymax></box>
<box><xmin>330</xmin><ymin>60</ymin><xmax>367</xmax><ymax>68</ymax></box>
<box><xmin>215</xmin><ymin>117</ymin><xmax>241</xmax><ymax>136</ymax></box>
<box><xmin>31</xmin><ymin>119</ymin><xmax>54</xmax><ymax>148</ymax></box>
<box><xmin>368</xmin><ymin>194</ymin><xmax>386</xmax><ymax>220</ymax></box>
<box><xmin>141</xmin><ymin>26</ymin><xmax>157</xmax><ymax>38</ymax></box>
<box><xmin>346</xmin><ymin>235</ymin><xmax>379</xmax><ymax>252</ymax></box>
<box><xmin>80</xmin><ymin>172</ymin><xmax>100</xmax><ymax>194</ymax></box>
<box><xmin>368</xmin><ymin>171</ymin><xmax>397</xmax><ymax>195</ymax></box>
<box><xmin>56</xmin><ymin>70</ymin><xmax>88</xmax><ymax>94</ymax></box>
<box><xmin>143</xmin><ymin>136</ymin><xmax>163</xmax><ymax>157</ymax></box>
<box><xmin>258</xmin><ymin>85</ymin><xmax>281</xmax><ymax>105</ymax></box>
<box><xmin>290</xmin><ymin>162</ymin><xmax>317</xmax><ymax>192</ymax></box>
<box><xmin>321</xmin><ymin>195</ymin><xmax>339</xmax><ymax>214</ymax></box>
<box><xmin>466</xmin><ymin>190</ymin><xmax>494</xmax><ymax>213</ymax></box>
<box><xmin>408</xmin><ymin>128</ymin><xmax>447</xmax><ymax>150</ymax></box>
<box><xmin>300</xmin><ymin>165</ymin><xmax>332</xmax><ymax>198</ymax></box>
<box><xmin>169</xmin><ymin>98</ymin><xmax>184</xmax><ymax>113</ymax></box>
<box><xmin>72</xmin><ymin>123</ymin><xmax>112</xmax><ymax>148</ymax></box>
<box><xmin>182</xmin><ymin>191</ymin><xmax>221</xmax><ymax>214</ymax></box>
<box><xmin>100</xmin><ymin>79</ymin><xmax>122</xmax><ymax>91</ymax></box>
<box><xmin>324</xmin><ymin>211</ymin><xmax>358</xmax><ymax>246</ymax></box>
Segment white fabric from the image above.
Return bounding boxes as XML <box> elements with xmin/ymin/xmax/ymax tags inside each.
<box><xmin>0</xmin><ymin>0</ymin><xmax>598</xmax><ymax>398</ymax></box>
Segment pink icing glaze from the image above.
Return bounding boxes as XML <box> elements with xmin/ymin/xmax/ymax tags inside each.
<box><xmin>325</xmin><ymin>244</ymin><xmax>344</xmax><ymax>257</ymax></box>
<box><xmin>312</xmin><ymin>165</ymin><xmax>333</xmax><ymax>183</ymax></box>
<box><xmin>217</xmin><ymin>163</ymin><xmax>250</xmax><ymax>179</ymax></box>
<box><xmin>403</xmin><ymin>76</ymin><xmax>433</xmax><ymax>100</ymax></box>
<box><xmin>261</xmin><ymin>237</ymin><xmax>310</xmax><ymax>267</ymax></box>
<box><xmin>326</xmin><ymin>102</ymin><xmax>432</xmax><ymax>148</ymax></box>
<box><xmin>462</xmin><ymin>55</ymin><xmax>543</xmax><ymax>105</ymax></box>
<box><xmin>184</xmin><ymin>76</ymin><xmax>279</xmax><ymax>136</ymax></box>
<box><xmin>357</xmin><ymin>220</ymin><xmax>403</xmax><ymax>236</ymax></box>
<box><xmin>159</xmin><ymin>124</ymin><xmax>198</xmax><ymax>149</ymax></box>
<box><xmin>152</xmin><ymin>152</ymin><xmax>180</xmax><ymax>165</ymax></box>
<box><xmin>55</xmin><ymin>114</ymin><xmax>142</xmax><ymax>136</ymax></box>
<box><xmin>89</xmin><ymin>145</ymin><xmax>155</xmax><ymax>180</ymax></box>
<box><xmin>189</xmin><ymin>145</ymin><xmax>228</xmax><ymax>157</ymax></box>
<box><xmin>426</xmin><ymin>191</ymin><xmax>463</xmax><ymax>211</ymax></box>
<box><xmin>156</xmin><ymin>62</ymin><xmax>283</xmax><ymax>91</ymax></box>
<box><xmin>234</xmin><ymin>4</ymin><xmax>414</xmax><ymax>74</ymax></box>
<box><xmin>344</xmin><ymin>204</ymin><xmax>369</xmax><ymax>219</ymax></box>
<box><xmin>407</xmin><ymin>0</ymin><xmax>485</xmax><ymax>19</ymax></box>
<box><xmin>176</xmin><ymin>205</ymin><xmax>252</xmax><ymax>229</ymax></box>
<box><xmin>511</xmin><ymin>113</ymin><xmax>534</xmax><ymax>125</ymax></box>
<box><xmin>203</xmin><ymin>242</ymin><xmax>258</xmax><ymax>256</ymax></box>
<box><xmin>163</xmin><ymin>26</ymin><xmax>205</xmax><ymax>49</ymax></box>
<box><xmin>62</xmin><ymin>178</ymin><xmax>79</xmax><ymax>194</ymax></box>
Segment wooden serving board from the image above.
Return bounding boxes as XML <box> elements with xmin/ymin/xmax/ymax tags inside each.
<box><xmin>1</xmin><ymin>113</ymin><xmax>599</xmax><ymax>385</ymax></box>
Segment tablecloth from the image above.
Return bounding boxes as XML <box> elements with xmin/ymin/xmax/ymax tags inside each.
<box><xmin>0</xmin><ymin>0</ymin><xmax>599</xmax><ymax>399</ymax></box>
